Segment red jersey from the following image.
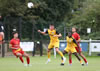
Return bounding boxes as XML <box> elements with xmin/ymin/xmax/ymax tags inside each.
<box><xmin>10</xmin><ymin>38</ymin><xmax>20</xmax><ymax>52</ymax></box>
<box><xmin>72</xmin><ymin>32</ymin><xmax>82</xmax><ymax>52</ymax></box>
<box><xmin>72</xmin><ymin>32</ymin><xmax>80</xmax><ymax>41</ymax></box>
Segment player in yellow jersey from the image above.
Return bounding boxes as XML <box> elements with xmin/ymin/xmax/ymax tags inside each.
<box><xmin>63</xmin><ymin>32</ymin><xmax>84</xmax><ymax>66</ymax></box>
<box><xmin>38</xmin><ymin>24</ymin><xmax>66</xmax><ymax>65</ymax></box>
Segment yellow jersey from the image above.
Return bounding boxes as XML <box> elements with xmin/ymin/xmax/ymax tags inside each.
<box><xmin>46</xmin><ymin>29</ymin><xmax>59</xmax><ymax>43</ymax></box>
<box><xmin>66</xmin><ymin>36</ymin><xmax>77</xmax><ymax>48</ymax></box>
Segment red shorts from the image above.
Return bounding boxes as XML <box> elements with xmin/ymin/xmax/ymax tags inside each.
<box><xmin>75</xmin><ymin>47</ymin><xmax>82</xmax><ymax>53</ymax></box>
<box><xmin>13</xmin><ymin>50</ymin><xmax>24</xmax><ymax>57</ymax></box>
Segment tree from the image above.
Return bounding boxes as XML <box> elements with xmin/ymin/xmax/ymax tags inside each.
<box><xmin>68</xmin><ymin>0</ymin><xmax>100</xmax><ymax>39</ymax></box>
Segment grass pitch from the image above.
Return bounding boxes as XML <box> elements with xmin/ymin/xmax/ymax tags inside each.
<box><xmin>0</xmin><ymin>55</ymin><xmax>100</xmax><ymax>71</ymax></box>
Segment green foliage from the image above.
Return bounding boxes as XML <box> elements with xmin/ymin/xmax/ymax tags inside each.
<box><xmin>67</xmin><ymin>0</ymin><xmax>100</xmax><ymax>39</ymax></box>
<box><xmin>0</xmin><ymin>0</ymin><xmax>26</xmax><ymax>17</ymax></box>
<box><xmin>0</xmin><ymin>0</ymin><xmax>99</xmax><ymax>40</ymax></box>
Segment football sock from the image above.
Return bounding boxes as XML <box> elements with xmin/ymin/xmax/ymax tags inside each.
<box><xmin>83</xmin><ymin>58</ymin><xmax>87</xmax><ymax>63</ymax></box>
<box><xmin>19</xmin><ymin>56</ymin><xmax>24</xmax><ymax>63</ymax></box>
<box><xmin>48</xmin><ymin>51</ymin><xmax>51</xmax><ymax>59</ymax></box>
<box><xmin>26</xmin><ymin>57</ymin><xmax>30</xmax><ymax>64</ymax></box>
<box><xmin>61</xmin><ymin>57</ymin><xmax>64</xmax><ymax>63</ymax></box>
<box><xmin>69</xmin><ymin>59</ymin><xmax>72</xmax><ymax>64</ymax></box>
<box><xmin>80</xmin><ymin>60</ymin><xmax>83</xmax><ymax>64</ymax></box>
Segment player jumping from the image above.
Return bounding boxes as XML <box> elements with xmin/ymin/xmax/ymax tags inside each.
<box><xmin>63</xmin><ymin>32</ymin><xmax>84</xmax><ymax>66</ymax></box>
<box><xmin>9</xmin><ymin>32</ymin><xmax>31</xmax><ymax>66</ymax></box>
<box><xmin>68</xmin><ymin>27</ymin><xmax>88</xmax><ymax>65</ymax></box>
<box><xmin>38</xmin><ymin>24</ymin><xmax>66</xmax><ymax>65</ymax></box>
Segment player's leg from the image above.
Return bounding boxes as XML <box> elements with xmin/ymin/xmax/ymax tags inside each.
<box><xmin>73</xmin><ymin>52</ymin><xmax>84</xmax><ymax>66</ymax></box>
<box><xmin>56</xmin><ymin>48</ymin><xmax>64</xmax><ymax>58</ymax></box>
<box><xmin>63</xmin><ymin>48</ymin><xmax>69</xmax><ymax>55</ymax></box>
<box><xmin>55</xmin><ymin>42</ymin><xmax>66</xmax><ymax>65</ymax></box>
<box><xmin>16</xmin><ymin>53</ymin><xmax>24</xmax><ymax>63</ymax></box>
<box><xmin>47</xmin><ymin>49</ymin><xmax>51</xmax><ymax>60</ymax></box>
<box><xmin>79</xmin><ymin>52</ymin><xmax>88</xmax><ymax>65</ymax></box>
<box><xmin>76</xmin><ymin>47</ymin><xmax>88</xmax><ymax>65</ymax></box>
<box><xmin>68</xmin><ymin>52</ymin><xmax>72</xmax><ymax>65</ymax></box>
<box><xmin>48</xmin><ymin>43</ymin><xmax>53</xmax><ymax>59</ymax></box>
<box><xmin>61</xmin><ymin>50</ymin><xmax>67</xmax><ymax>65</ymax></box>
<box><xmin>46</xmin><ymin>43</ymin><xmax>53</xmax><ymax>64</ymax></box>
<box><xmin>56</xmin><ymin>48</ymin><xmax>66</xmax><ymax>62</ymax></box>
<box><xmin>23</xmin><ymin>52</ymin><xmax>30</xmax><ymax>65</ymax></box>
<box><xmin>46</xmin><ymin>49</ymin><xmax>51</xmax><ymax>64</ymax></box>
<box><xmin>71</xmin><ymin>47</ymin><xmax>84</xmax><ymax>66</ymax></box>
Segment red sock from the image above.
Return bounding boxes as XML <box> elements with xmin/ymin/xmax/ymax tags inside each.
<box><xmin>69</xmin><ymin>55</ymin><xmax>72</xmax><ymax>64</ymax></box>
<box><xmin>69</xmin><ymin>59</ymin><xmax>72</xmax><ymax>64</ymax></box>
<box><xmin>83</xmin><ymin>58</ymin><xmax>87</xmax><ymax>63</ymax></box>
<box><xmin>19</xmin><ymin>57</ymin><xmax>24</xmax><ymax>63</ymax></box>
<box><xmin>26</xmin><ymin>57</ymin><xmax>30</xmax><ymax>64</ymax></box>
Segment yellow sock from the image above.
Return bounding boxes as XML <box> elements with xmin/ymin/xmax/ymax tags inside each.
<box><xmin>58</xmin><ymin>51</ymin><xmax>64</xmax><ymax>57</ymax></box>
<box><xmin>48</xmin><ymin>51</ymin><xmax>51</xmax><ymax>59</ymax></box>
<box><xmin>61</xmin><ymin>60</ymin><xmax>63</xmax><ymax>63</ymax></box>
<box><xmin>80</xmin><ymin>60</ymin><xmax>82</xmax><ymax>64</ymax></box>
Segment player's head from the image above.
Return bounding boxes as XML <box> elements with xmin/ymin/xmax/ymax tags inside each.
<box><xmin>49</xmin><ymin>24</ymin><xmax>54</xmax><ymax>30</ymax></box>
<box><xmin>72</xmin><ymin>27</ymin><xmax>76</xmax><ymax>33</ymax></box>
<box><xmin>68</xmin><ymin>32</ymin><xmax>72</xmax><ymax>38</ymax></box>
<box><xmin>13</xmin><ymin>32</ymin><xmax>18</xmax><ymax>38</ymax></box>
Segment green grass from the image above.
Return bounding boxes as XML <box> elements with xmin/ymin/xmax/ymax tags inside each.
<box><xmin>0</xmin><ymin>55</ymin><xmax>100</xmax><ymax>71</ymax></box>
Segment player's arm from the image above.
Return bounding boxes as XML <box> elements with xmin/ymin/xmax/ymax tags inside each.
<box><xmin>73</xmin><ymin>38</ymin><xmax>80</xmax><ymax>52</ymax></box>
<box><xmin>38</xmin><ymin>30</ymin><xmax>48</xmax><ymax>35</ymax></box>
<box><xmin>9</xmin><ymin>44</ymin><xmax>18</xmax><ymax>50</ymax></box>
<box><xmin>77</xmin><ymin>34</ymin><xmax>81</xmax><ymax>43</ymax></box>
<box><xmin>53</xmin><ymin>31</ymin><xmax>62</xmax><ymax>37</ymax></box>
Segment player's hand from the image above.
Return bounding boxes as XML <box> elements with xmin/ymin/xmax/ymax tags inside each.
<box><xmin>38</xmin><ymin>30</ymin><xmax>41</xmax><ymax>33</ymax></box>
<box><xmin>53</xmin><ymin>35</ymin><xmax>58</xmax><ymax>37</ymax></box>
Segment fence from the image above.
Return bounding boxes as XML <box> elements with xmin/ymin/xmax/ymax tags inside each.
<box><xmin>53</xmin><ymin>40</ymin><xmax>100</xmax><ymax>57</ymax></box>
<box><xmin>0</xmin><ymin>41</ymin><xmax>43</xmax><ymax>57</ymax></box>
<box><xmin>0</xmin><ymin>40</ymin><xmax>100</xmax><ymax>57</ymax></box>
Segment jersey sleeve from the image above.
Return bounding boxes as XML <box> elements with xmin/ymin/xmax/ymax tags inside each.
<box><xmin>77</xmin><ymin>33</ymin><xmax>80</xmax><ymax>40</ymax></box>
<box><xmin>56</xmin><ymin>31</ymin><xmax>59</xmax><ymax>35</ymax></box>
<box><xmin>45</xmin><ymin>30</ymin><xmax>48</xmax><ymax>34</ymax></box>
<box><xmin>72</xmin><ymin>38</ymin><xmax>77</xmax><ymax>44</ymax></box>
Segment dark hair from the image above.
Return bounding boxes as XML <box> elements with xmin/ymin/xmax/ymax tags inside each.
<box><xmin>66</xmin><ymin>31</ymin><xmax>72</xmax><ymax>36</ymax></box>
<box><xmin>12</xmin><ymin>31</ymin><xmax>18</xmax><ymax>35</ymax></box>
<box><xmin>50</xmin><ymin>24</ymin><xmax>54</xmax><ymax>26</ymax></box>
<box><xmin>68</xmin><ymin>32</ymin><xmax>72</xmax><ymax>34</ymax></box>
<box><xmin>72</xmin><ymin>27</ymin><xmax>77</xmax><ymax>30</ymax></box>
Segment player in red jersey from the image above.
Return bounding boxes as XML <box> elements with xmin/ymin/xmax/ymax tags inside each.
<box><xmin>68</xmin><ymin>27</ymin><xmax>88</xmax><ymax>65</ymax></box>
<box><xmin>9</xmin><ymin>32</ymin><xmax>31</xmax><ymax>66</ymax></box>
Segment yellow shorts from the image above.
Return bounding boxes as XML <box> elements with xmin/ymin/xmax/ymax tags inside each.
<box><xmin>48</xmin><ymin>42</ymin><xmax>59</xmax><ymax>49</ymax></box>
<box><xmin>64</xmin><ymin>47</ymin><xmax>76</xmax><ymax>53</ymax></box>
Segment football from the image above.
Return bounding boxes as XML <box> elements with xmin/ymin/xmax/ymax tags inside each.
<box><xmin>27</xmin><ymin>2</ymin><xmax>34</xmax><ymax>8</ymax></box>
